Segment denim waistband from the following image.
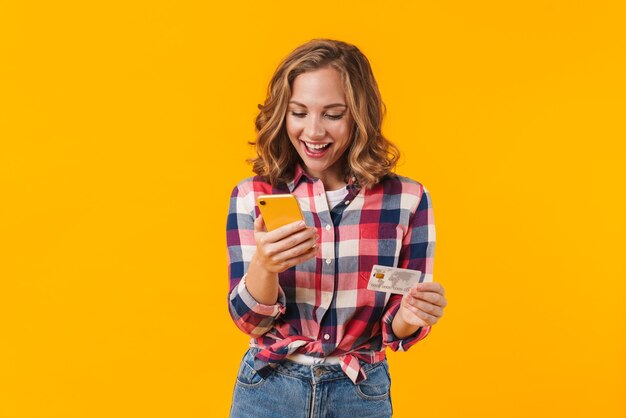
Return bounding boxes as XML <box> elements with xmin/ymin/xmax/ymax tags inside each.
<box><xmin>246</xmin><ymin>346</ymin><xmax>387</xmax><ymax>384</ymax></box>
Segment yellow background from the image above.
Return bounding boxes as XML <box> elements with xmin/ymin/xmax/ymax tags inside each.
<box><xmin>1</xmin><ymin>1</ymin><xmax>624</xmax><ymax>417</ymax></box>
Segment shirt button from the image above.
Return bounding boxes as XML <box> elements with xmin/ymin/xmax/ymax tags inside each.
<box><xmin>325</xmin><ymin>224</ymin><xmax>331</xmax><ymax>231</ymax></box>
<box><xmin>345</xmin><ymin>200</ymin><xmax>350</xmax><ymax>205</ymax></box>
<box><xmin>325</xmin><ymin>258</ymin><xmax>331</xmax><ymax>265</ymax></box>
<box><xmin>323</xmin><ymin>334</ymin><xmax>330</xmax><ymax>340</ymax></box>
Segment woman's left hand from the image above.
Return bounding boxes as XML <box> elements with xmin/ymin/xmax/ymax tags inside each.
<box><xmin>398</xmin><ymin>281</ymin><xmax>447</xmax><ymax>328</ymax></box>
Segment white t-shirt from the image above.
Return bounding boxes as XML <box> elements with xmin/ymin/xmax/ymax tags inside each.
<box><xmin>325</xmin><ymin>186</ymin><xmax>349</xmax><ymax>210</ymax></box>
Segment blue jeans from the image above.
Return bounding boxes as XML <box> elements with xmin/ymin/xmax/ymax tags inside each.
<box><xmin>229</xmin><ymin>347</ymin><xmax>393</xmax><ymax>418</ymax></box>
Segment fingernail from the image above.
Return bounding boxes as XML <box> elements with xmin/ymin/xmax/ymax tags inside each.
<box><xmin>298</xmin><ymin>221</ymin><xmax>305</xmax><ymax>227</ymax></box>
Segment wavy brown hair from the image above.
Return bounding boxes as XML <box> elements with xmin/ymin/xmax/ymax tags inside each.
<box><xmin>248</xmin><ymin>38</ymin><xmax>400</xmax><ymax>189</ymax></box>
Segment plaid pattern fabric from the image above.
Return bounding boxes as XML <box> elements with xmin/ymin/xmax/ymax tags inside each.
<box><xmin>226</xmin><ymin>165</ymin><xmax>435</xmax><ymax>384</ymax></box>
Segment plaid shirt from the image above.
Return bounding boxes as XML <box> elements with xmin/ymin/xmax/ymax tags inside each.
<box><xmin>226</xmin><ymin>165</ymin><xmax>435</xmax><ymax>384</ymax></box>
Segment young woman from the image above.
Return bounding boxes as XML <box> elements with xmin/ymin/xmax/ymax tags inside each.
<box><xmin>226</xmin><ymin>39</ymin><xmax>447</xmax><ymax>418</ymax></box>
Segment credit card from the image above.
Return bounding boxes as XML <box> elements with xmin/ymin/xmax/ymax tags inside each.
<box><xmin>366</xmin><ymin>265</ymin><xmax>425</xmax><ymax>295</ymax></box>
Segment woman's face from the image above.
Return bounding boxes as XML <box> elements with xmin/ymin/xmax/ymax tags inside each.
<box><xmin>285</xmin><ymin>66</ymin><xmax>354</xmax><ymax>190</ymax></box>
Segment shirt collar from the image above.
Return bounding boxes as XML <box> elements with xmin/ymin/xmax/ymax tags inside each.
<box><xmin>286</xmin><ymin>164</ymin><xmax>313</xmax><ymax>193</ymax></box>
<box><xmin>286</xmin><ymin>163</ymin><xmax>363</xmax><ymax>195</ymax></box>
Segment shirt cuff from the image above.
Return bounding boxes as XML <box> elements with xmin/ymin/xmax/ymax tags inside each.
<box><xmin>237</xmin><ymin>273</ymin><xmax>287</xmax><ymax>317</ymax></box>
<box><xmin>381</xmin><ymin>300</ymin><xmax>431</xmax><ymax>351</ymax></box>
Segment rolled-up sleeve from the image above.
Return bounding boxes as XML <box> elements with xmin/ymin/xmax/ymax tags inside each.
<box><xmin>381</xmin><ymin>184</ymin><xmax>436</xmax><ymax>351</ymax></box>
<box><xmin>226</xmin><ymin>182</ymin><xmax>286</xmax><ymax>337</ymax></box>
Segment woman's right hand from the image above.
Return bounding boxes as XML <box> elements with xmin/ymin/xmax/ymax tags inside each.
<box><xmin>252</xmin><ymin>214</ymin><xmax>319</xmax><ymax>274</ymax></box>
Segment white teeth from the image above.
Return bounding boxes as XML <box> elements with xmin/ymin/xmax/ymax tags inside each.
<box><xmin>304</xmin><ymin>142</ymin><xmax>330</xmax><ymax>150</ymax></box>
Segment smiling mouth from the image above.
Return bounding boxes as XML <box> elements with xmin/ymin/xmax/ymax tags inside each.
<box><xmin>302</xmin><ymin>141</ymin><xmax>331</xmax><ymax>152</ymax></box>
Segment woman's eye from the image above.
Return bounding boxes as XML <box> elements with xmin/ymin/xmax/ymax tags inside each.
<box><xmin>289</xmin><ymin>112</ymin><xmax>345</xmax><ymax>120</ymax></box>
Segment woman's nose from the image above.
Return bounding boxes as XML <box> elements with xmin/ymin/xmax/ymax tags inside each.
<box><xmin>304</xmin><ymin>117</ymin><xmax>325</xmax><ymax>140</ymax></box>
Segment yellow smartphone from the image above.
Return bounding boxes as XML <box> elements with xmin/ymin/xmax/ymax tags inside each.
<box><xmin>256</xmin><ymin>194</ymin><xmax>305</xmax><ymax>231</ymax></box>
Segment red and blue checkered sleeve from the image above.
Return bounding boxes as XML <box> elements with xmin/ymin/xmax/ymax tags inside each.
<box><xmin>381</xmin><ymin>183</ymin><xmax>435</xmax><ymax>351</ymax></box>
<box><xmin>226</xmin><ymin>182</ymin><xmax>286</xmax><ymax>338</ymax></box>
